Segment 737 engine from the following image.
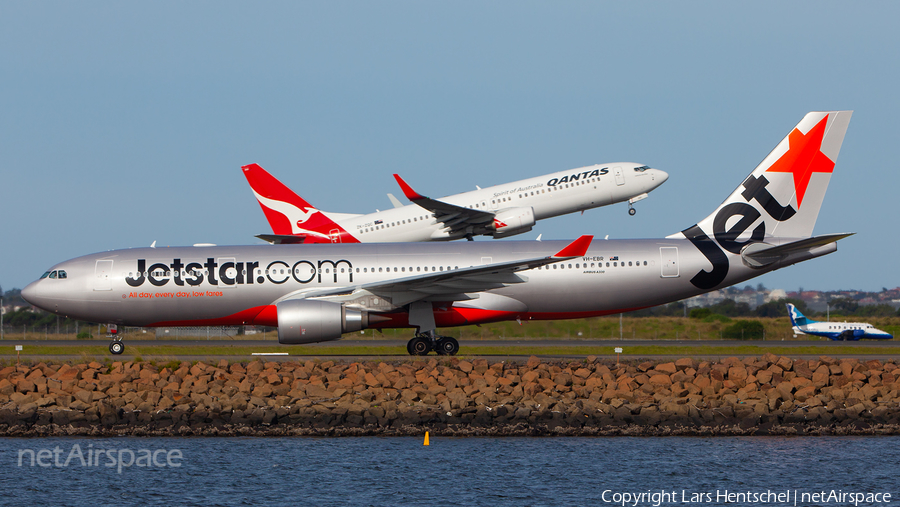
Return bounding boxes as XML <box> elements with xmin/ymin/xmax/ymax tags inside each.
<box><xmin>491</xmin><ymin>207</ymin><xmax>535</xmax><ymax>238</ymax></box>
<box><xmin>276</xmin><ymin>300</ymin><xmax>370</xmax><ymax>344</ymax></box>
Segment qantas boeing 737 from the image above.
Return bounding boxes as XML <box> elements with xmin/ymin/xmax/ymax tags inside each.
<box><xmin>23</xmin><ymin>111</ymin><xmax>852</xmax><ymax>357</ymax></box>
<box><xmin>242</xmin><ymin>161</ymin><xmax>668</xmax><ymax>244</ymax></box>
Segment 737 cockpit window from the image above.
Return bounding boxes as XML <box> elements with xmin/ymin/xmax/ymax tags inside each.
<box><xmin>41</xmin><ymin>270</ymin><xmax>67</xmax><ymax>279</ymax></box>
<box><xmin>40</xmin><ymin>271</ymin><xmax>52</xmax><ymax>279</ymax></box>
<box><xmin>634</xmin><ymin>165</ymin><xmax>650</xmax><ymax>172</ymax></box>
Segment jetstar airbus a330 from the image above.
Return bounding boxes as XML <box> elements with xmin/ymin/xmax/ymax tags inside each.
<box><xmin>23</xmin><ymin>111</ymin><xmax>852</xmax><ymax>357</ymax></box>
<box><xmin>242</xmin><ymin>161</ymin><xmax>667</xmax><ymax>244</ymax></box>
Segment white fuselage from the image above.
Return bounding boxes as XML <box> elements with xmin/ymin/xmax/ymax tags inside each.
<box><xmin>323</xmin><ymin>163</ymin><xmax>666</xmax><ymax>242</ymax></box>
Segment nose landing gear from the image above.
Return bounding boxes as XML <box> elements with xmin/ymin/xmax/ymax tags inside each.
<box><xmin>107</xmin><ymin>324</ymin><xmax>124</xmax><ymax>355</ymax></box>
<box><xmin>109</xmin><ymin>338</ymin><xmax>124</xmax><ymax>355</ymax></box>
<box><xmin>627</xmin><ymin>192</ymin><xmax>649</xmax><ymax>216</ymax></box>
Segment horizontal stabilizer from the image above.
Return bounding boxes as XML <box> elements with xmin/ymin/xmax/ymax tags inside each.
<box><xmin>741</xmin><ymin>233</ymin><xmax>853</xmax><ymax>267</ymax></box>
<box><xmin>256</xmin><ymin>234</ymin><xmax>308</xmax><ymax>245</ymax></box>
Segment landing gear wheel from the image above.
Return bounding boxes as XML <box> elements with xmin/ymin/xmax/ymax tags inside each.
<box><xmin>628</xmin><ymin>207</ymin><xmax>636</xmax><ymax>216</ymax></box>
<box><xmin>407</xmin><ymin>336</ymin><xmax>432</xmax><ymax>356</ymax></box>
<box><xmin>109</xmin><ymin>341</ymin><xmax>124</xmax><ymax>355</ymax></box>
<box><xmin>435</xmin><ymin>337</ymin><xmax>459</xmax><ymax>356</ymax></box>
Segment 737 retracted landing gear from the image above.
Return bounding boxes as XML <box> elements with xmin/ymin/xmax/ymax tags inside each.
<box><xmin>406</xmin><ymin>331</ymin><xmax>459</xmax><ymax>356</ymax></box>
<box><xmin>107</xmin><ymin>324</ymin><xmax>124</xmax><ymax>355</ymax></box>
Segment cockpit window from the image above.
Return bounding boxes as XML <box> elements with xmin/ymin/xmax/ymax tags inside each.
<box><xmin>58</xmin><ymin>270</ymin><xmax>67</xmax><ymax>279</ymax></box>
<box><xmin>40</xmin><ymin>271</ymin><xmax>52</xmax><ymax>279</ymax></box>
<box><xmin>634</xmin><ymin>165</ymin><xmax>650</xmax><ymax>172</ymax></box>
<box><xmin>49</xmin><ymin>271</ymin><xmax>58</xmax><ymax>279</ymax></box>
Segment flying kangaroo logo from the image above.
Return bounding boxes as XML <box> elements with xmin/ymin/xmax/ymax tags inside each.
<box><xmin>252</xmin><ymin>191</ymin><xmax>321</xmax><ymax>229</ymax></box>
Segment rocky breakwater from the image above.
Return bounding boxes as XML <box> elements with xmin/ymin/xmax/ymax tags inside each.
<box><xmin>1</xmin><ymin>354</ymin><xmax>900</xmax><ymax>436</ymax></box>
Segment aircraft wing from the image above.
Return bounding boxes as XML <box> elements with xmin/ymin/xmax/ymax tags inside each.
<box><xmin>276</xmin><ymin>235</ymin><xmax>593</xmax><ymax>307</ymax></box>
<box><xmin>393</xmin><ymin>174</ymin><xmax>496</xmax><ymax>236</ymax></box>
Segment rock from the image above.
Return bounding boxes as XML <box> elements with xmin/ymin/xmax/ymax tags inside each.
<box><xmin>526</xmin><ymin>356</ymin><xmax>541</xmax><ymax>368</ymax></box>
<box><xmin>656</xmin><ymin>362</ymin><xmax>677</xmax><ymax>374</ymax></box>
<box><xmin>776</xmin><ymin>357</ymin><xmax>793</xmax><ymax>371</ymax></box>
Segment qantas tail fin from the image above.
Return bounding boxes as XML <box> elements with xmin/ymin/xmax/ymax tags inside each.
<box><xmin>786</xmin><ymin>303</ymin><xmax>813</xmax><ymax>327</ymax></box>
<box><xmin>241</xmin><ymin>164</ymin><xmax>358</xmax><ymax>243</ymax></box>
<box><xmin>673</xmin><ymin>111</ymin><xmax>852</xmax><ymax>242</ymax></box>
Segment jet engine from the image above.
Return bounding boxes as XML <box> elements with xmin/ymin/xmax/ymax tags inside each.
<box><xmin>491</xmin><ymin>207</ymin><xmax>535</xmax><ymax>238</ymax></box>
<box><xmin>276</xmin><ymin>299</ymin><xmax>369</xmax><ymax>344</ymax></box>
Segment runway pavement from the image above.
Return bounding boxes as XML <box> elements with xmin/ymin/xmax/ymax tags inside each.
<box><xmin>1</xmin><ymin>337</ymin><xmax>898</xmax><ymax>361</ymax></box>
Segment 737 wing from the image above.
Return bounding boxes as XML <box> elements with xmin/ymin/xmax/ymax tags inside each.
<box><xmin>274</xmin><ymin>235</ymin><xmax>593</xmax><ymax>308</ymax></box>
<box><xmin>393</xmin><ymin>174</ymin><xmax>496</xmax><ymax>237</ymax></box>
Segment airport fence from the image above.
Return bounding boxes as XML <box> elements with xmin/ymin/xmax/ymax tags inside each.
<box><xmin>0</xmin><ymin>324</ymin><xmax>271</xmax><ymax>340</ymax></box>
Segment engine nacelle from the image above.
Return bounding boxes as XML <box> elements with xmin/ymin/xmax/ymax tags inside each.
<box><xmin>491</xmin><ymin>207</ymin><xmax>535</xmax><ymax>238</ymax></box>
<box><xmin>276</xmin><ymin>299</ymin><xmax>368</xmax><ymax>344</ymax></box>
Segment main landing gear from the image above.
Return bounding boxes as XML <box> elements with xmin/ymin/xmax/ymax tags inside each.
<box><xmin>107</xmin><ymin>324</ymin><xmax>124</xmax><ymax>355</ymax></box>
<box><xmin>628</xmin><ymin>206</ymin><xmax>636</xmax><ymax>216</ymax></box>
<box><xmin>406</xmin><ymin>332</ymin><xmax>459</xmax><ymax>356</ymax></box>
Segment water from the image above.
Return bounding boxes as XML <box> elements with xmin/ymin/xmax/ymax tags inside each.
<box><xmin>2</xmin><ymin>436</ymin><xmax>898</xmax><ymax>506</ymax></box>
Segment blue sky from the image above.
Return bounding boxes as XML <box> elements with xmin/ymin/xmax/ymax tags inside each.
<box><xmin>2</xmin><ymin>2</ymin><xmax>898</xmax><ymax>293</ymax></box>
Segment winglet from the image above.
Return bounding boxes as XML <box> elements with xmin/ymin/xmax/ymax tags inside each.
<box><xmin>552</xmin><ymin>235</ymin><xmax>593</xmax><ymax>258</ymax></box>
<box><xmin>393</xmin><ymin>174</ymin><xmax>426</xmax><ymax>201</ymax></box>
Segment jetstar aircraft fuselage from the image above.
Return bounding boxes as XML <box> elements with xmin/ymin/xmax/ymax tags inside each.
<box><xmin>23</xmin><ymin>111</ymin><xmax>854</xmax><ymax>356</ymax></box>
<box><xmin>20</xmin><ymin>235</ymin><xmax>838</xmax><ymax>330</ymax></box>
<box><xmin>244</xmin><ymin>162</ymin><xmax>668</xmax><ymax>244</ymax></box>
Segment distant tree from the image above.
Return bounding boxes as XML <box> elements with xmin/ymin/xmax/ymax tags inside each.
<box><xmin>757</xmin><ymin>283</ymin><xmax>767</xmax><ymax>292</ymax></box>
<box><xmin>723</xmin><ymin>320</ymin><xmax>765</xmax><ymax>340</ymax></box>
<box><xmin>707</xmin><ymin>299</ymin><xmax>753</xmax><ymax>317</ymax></box>
<box><xmin>830</xmin><ymin>297</ymin><xmax>859</xmax><ymax>314</ymax></box>
<box><xmin>689</xmin><ymin>308</ymin><xmax>712</xmax><ymax>319</ymax></box>
<box><xmin>627</xmin><ymin>301</ymin><xmax>685</xmax><ymax>317</ymax></box>
<box><xmin>755</xmin><ymin>298</ymin><xmax>809</xmax><ymax>318</ymax></box>
<box><xmin>856</xmin><ymin>304</ymin><xmax>896</xmax><ymax>317</ymax></box>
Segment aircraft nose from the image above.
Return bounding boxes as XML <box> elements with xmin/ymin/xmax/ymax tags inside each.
<box><xmin>21</xmin><ymin>281</ymin><xmax>40</xmax><ymax>306</ymax></box>
<box><xmin>651</xmin><ymin>169</ymin><xmax>669</xmax><ymax>187</ymax></box>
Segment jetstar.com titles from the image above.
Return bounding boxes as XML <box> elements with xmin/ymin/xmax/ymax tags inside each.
<box><xmin>125</xmin><ymin>258</ymin><xmax>354</xmax><ymax>288</ymax></box>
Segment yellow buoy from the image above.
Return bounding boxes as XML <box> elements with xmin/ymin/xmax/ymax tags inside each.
<box><xmin>423</xmin><ymin>431</ymin><xmax>430</xmax><ymax>446</ymax></box>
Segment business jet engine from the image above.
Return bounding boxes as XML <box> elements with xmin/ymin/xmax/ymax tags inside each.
<box><xmin>491</xmin><ymin>207</ymin><xmax>535</xmax><ymax>238</ymax></box>
<box><xmin>276</xmin><ymin>300</ymin><xmax>370</xmax><ymax>344</ymax></box>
